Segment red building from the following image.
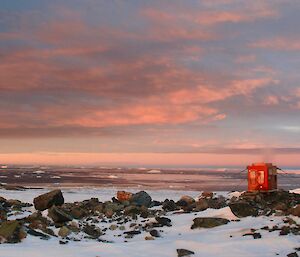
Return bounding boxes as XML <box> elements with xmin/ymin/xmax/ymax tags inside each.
<box><xmin>247</xmin><ymin>163</ymin><xmax>278</xmax><ymax>191</ymax></box>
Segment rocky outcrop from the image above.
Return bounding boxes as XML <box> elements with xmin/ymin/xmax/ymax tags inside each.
<box><xmin>33</xmin><ymin>190</ymin><xmax>64</xmax><ymax>211</ymax></box>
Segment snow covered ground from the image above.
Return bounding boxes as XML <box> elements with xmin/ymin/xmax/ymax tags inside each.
<box><xmin>0</xmin><ymin>188</ymin><xmax>299</xmax><ymax>257</ymax></box>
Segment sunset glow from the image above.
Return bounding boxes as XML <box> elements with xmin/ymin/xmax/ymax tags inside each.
<box><xmin>1</xmin><ymin>0</ymin><xmax>300</xmax><ymax>166</ymax></box>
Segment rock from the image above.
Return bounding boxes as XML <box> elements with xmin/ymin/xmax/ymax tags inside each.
<box><xmin>0</xmin><ymin>220</ymin><xmax>26</xmax><ymax>243</ymax></box>
<box><xmin>178</xmin><ymin>196</ymin><xmax>195</xmax><ymax>205</ymax></box>
<box><xmin>201</xmin><ymin>192</ymin><xmax>214</xmax><ymax>198</ymax></box>
<box><xmin>26</xmin><ymin>212</ymin><xmax>51</xmax><ymax>228</ymax></box>
<box><xmin>48</xmin><ymin>206</ymin><xmax>73</xmax><ymax>223</ymax></box>
<box><xmin>149</xmin><ymin>200</ymin><xmax>161</xmax><ymax>207</ymax></box>
<box><xmin>109</xmin><ymin>224</ymin><xmax>118</xmax><ymax>230</ymax></box>
<box><xmin>194</xmin><ymin>199</ymin><xmax>208</xmax><ymax>212</ymax></box>
<box><xmin>105</xmin><ymin>209</ymin><xmax>114</xmax><ymax>218</ymax></box>
<box><xmin>27</xmin><ymin>228</ymin><xmax>50</xmax><ymax>240</ymax></box>
<box><xmin>243</xmin><ymin>232</ymin><xmax>262</xmax><ymax>239</ymax></box>
<box><xmin>177</xmin><ymin>248</ymin><xmax>195</xmax><ymax>257</ymax></box>
<box><xmin>155</xmin><ymin>217</ymin><xmax>172</xmax><ymax>227</ymax></box>
<box><xmin>119</xmin><ymin>225</ymin><xmax>126</xmax><ymax>231</ymax></box>
<box><xmin>0</xmin><ymin>207</ymin><xmax>7</xmax><ymax>220</ymax></box>
<box><xmin>124</xmin><ymin>230</ymin><xmax>141</xmax><ymax>235</ymax></box>
<box><xmin>287</xmin><ymin>253</ymin><xmax>299</xmax><ymax>257</ymax></box>
<box><xmin>58</xmin><ymin>226</ymin><xmax>70</xmax><ymax>238</ymax></box>
<box><xmin>0</xmin><ymin>185</ymin><xmax>26</xmax><ymax>191</ymax></box>
<box><xmin>229</xmin><ymin>202</ymin><xmax>258</xmax><ymax>218</ymax></box>
<box><xmin>272</xmin><ymin>202</ymin><xmax>288</xmax><ymax>211</ymax></box>
<box><xmin>162</xmin><ymin>200</ymin><xmax>178</xmax><ymax>212</ymax></box>
<box><xmin>191</xmin><ymin>217</ymin><xmax>229</xmax><ymax>229</ymax></box>
<box><xmin>117</xmin><ymin>191</ymin><xmax>133</xmax><ymax>202</ymax></box>
<box><xmin>145</xmin><ymin>236</ymin><xmax>155</xmax><ymax>240</ymax></box>
<box><xmin>130</xmin><ymin>191</ymin><xmax>152</xmax><ymax>207</ymax></box>
<box><xmin>34</xmin><ymin>190</ymin><xmax>64</xmax><ymax>211</ymax></box>
<box><xmin>149</xmin><ymin>229</ymin><xmax>160</xmax><ymax>237</ymax></box>
<box><xmin>83</xmin><ymin>224</ymin><xmax>102</xmax><ymax>238</ymax></box>
<box><xmin>59</xmin><ymin>240</ymin><xmax>69</xmax><ymax>244</ymax></box>
<box><xmin>67</xmin><ymin>206</ymin><xmax>88</xmax><ymax>219</ymax></box>
<box><xmin>207</xmin><ymin>196</ymin><xmax>227</xmax><ymax>209</ymax></box>
<box><xmin>290</xmin><ymin>205</ymin><xmax>300</xmax><ymax>217</ymax></box>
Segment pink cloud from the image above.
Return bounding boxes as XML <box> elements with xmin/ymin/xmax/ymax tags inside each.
<box><xmin>251</xmin><ymin>37</ymin><xmax>300</xmax><ymax>51</ymax></box>
<box><xmin>264</xmin><ymin>95</ymin><xmax>279</xmax><ymax>105</ymax></box>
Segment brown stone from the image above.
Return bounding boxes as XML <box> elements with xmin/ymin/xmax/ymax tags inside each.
<box><xmin>33</xmin><ymin>190</ymin><xmax>64</xmax><ymax>211</ymax></box>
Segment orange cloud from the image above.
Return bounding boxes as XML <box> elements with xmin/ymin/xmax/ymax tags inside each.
<box><xmin>169</xmin><ymin>78</ymin><xmax>277</xmax><ymax>104</ymax></box>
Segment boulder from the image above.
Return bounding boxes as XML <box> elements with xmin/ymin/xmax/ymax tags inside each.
<box><xmin>229</xmin><ymin>202</ymin><xmax>258</xmax><ymax>218</ymax></box>
<box><xmin>58</xmin><ymin>226</ymin><xmax>71</xmax><ymax>238</ymax></box>
<box><xmin>191</xmin><ymin>217</ymin><xmax>229</xmax><ymax>229</ymax></box>
<box><xmin>177</xmin><ymin>249</ymin><xmax>195</xmax><ymax>257</ymax></box>
<box><xmin>149</xmin><ymin>229</ymin><xmax>160</xmax><ymax>237</ymax></box>
<box><xmin>27</xmin><ymin>228</ymin><xmax>50</xmax><ymax>240</ymax></box>
<box><xmin>162</xmin><ymin>199</ymin><xmax>178</xmax><ymax>212</ymax></box>
<box><xmin>33</xmin><ymin>190</ymin><xmax>64</xmax><ymax>211</ymax></box>
<box><xmin>179</xmin><ymin>196</ymin><xmax>195</xmax><ymax>205</ymax></box>
<box><xmin>48</xmin><ymin>206</ymin><xmax>73</xmax><ymax>223</ymax></box>
<box><xmin>0</xmin><ymin>220</ymin><xmax>26</xmax><ymax>243</ymax></box>
<box><xmin>290</xmin><ymin>205</ymin><xmax>300</xmax><ymax>217</ymax></box>
<box><xmin>287</xmin><ymin>253</ymin><xmax>298</xmax><ymax>257</ymax></box>
<box><xmin>130</xmin><ymin>191</ymin><xmax>152</xmax><ymax>207</ymax></box>
<box><xmin>194</xmin><ymin>199</ymin><xmax>208</xmax><ymax>212</ymax></box>
<box><xmin>70</xmin><ymin>206</ymin><xmax>88</xmax><ymax>219</ymax></box>
<box><xmin>83</xmin><ymin>224</ymin><xmax>102</xmax><ymax>238</ymax></box>
<box><xmin>207</xmin><ymin>196</ymin><xmax>227</xmax><ymax>209</ymax></box>
<box><xmin>155</xmin><ymin>217</ymin><xmax>172</xmax><ymax>227</ymax></box>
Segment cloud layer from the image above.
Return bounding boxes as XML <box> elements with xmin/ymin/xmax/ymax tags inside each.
<box><xmin>0</xmin><ymin>0</ymin><xmax>300</xmax><ymax>165</ymax></box>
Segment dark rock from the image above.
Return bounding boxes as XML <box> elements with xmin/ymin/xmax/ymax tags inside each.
<box><xmin>279</xmin><ymin>226</ymin><xmax>290</xmax><ymax>236</ymax></box>
<box><xmin>124</xmin><ymin>230</ymin><xmax>141</xmax><ymax>235</ymax></box>
<box><xmin>34</xmin><ymin>190</ymin><xmax>64</xmax><ymax>211</ymax></box>
<box><xmin>149</xmin><ymin>200</ymin><xmax>161</xmax><ymax>207</ymax></box>
<box><xmin>287</xmin><ymin>253</ymin><xmax>299</xmax><ymax>257</ymax></box>
<box><xmin>27</xmin><ymin>228</ymin><xmax>50</xmax><ymax>240</ymax></box>
<box><xmin>83</xmin><ymin>224</ymin><xmax>102</xmax><ymax>238</ymax></box>
<box><xmin>162</xmin><ymin>200</ymin><xmax>178</xmax><ymax>212</ymax></box>
<box><xmin>178</xmin><ymin>196</ymin><xmax>195</xmax><ymax>206</ymax></box>
<box><xmin>59</xmin><ymin>240</ymin><xmax>69</xmax><ymax>244</ymax></box>
<box><xmin>242</xmin><ymin>232</ymin><xmax>262</xmax><ymax>239</ymax></box>
<box><xmin>0</xmin><ymin>185</ymin><xmax>26</xmax><ymax>191</ymax></box>
<box><xmin>149</xmin><ymin>229</ymin><xmax>160</xmax><ymax>237</ymax></box>
<box><xmin>0</xmin><ymin>207</ymin><xmax>7</xmax><ymax>220</ymax></box>
<box><xmin>177</xmin><ymin>248</ymin><xmax>195</xmax><ymax>257</ymax></box>
<box><xmin>130</xmin><ymin>191</ymin><xmax>152</xmax><ymax>207</ymax></box>
<box><xmin>191</xmin><ymin>217</ymin><xmax>229</xmax><ymax>229</ymax></box>
<box><xmin>207</xmin><ymin>196</ymin><xmax>227</xmax><ymax>209</ymax></box>
<box><xmin>229</xmin><ymin>202</ymin><xmax>258</xmax><ymax>218</ymax></box>
<box><xmin>155</xmin><ymin>217</ymin><xmax>172</xmax><ymax>227</ymax></box>
<box><xmin>48</xmin><ymin>206</ymin><xmax>73</xmax><ymax>223</ymax></box>
<box><xmin>0</xmin><ymin>220</ymin><xmax>26</xmax><ymax>243</ymax></box>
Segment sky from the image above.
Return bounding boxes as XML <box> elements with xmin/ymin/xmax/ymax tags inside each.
<box><xmin>0</xmin><ymin>0</ymin><xmax>300</xmax><ymax>167</ymax></box>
